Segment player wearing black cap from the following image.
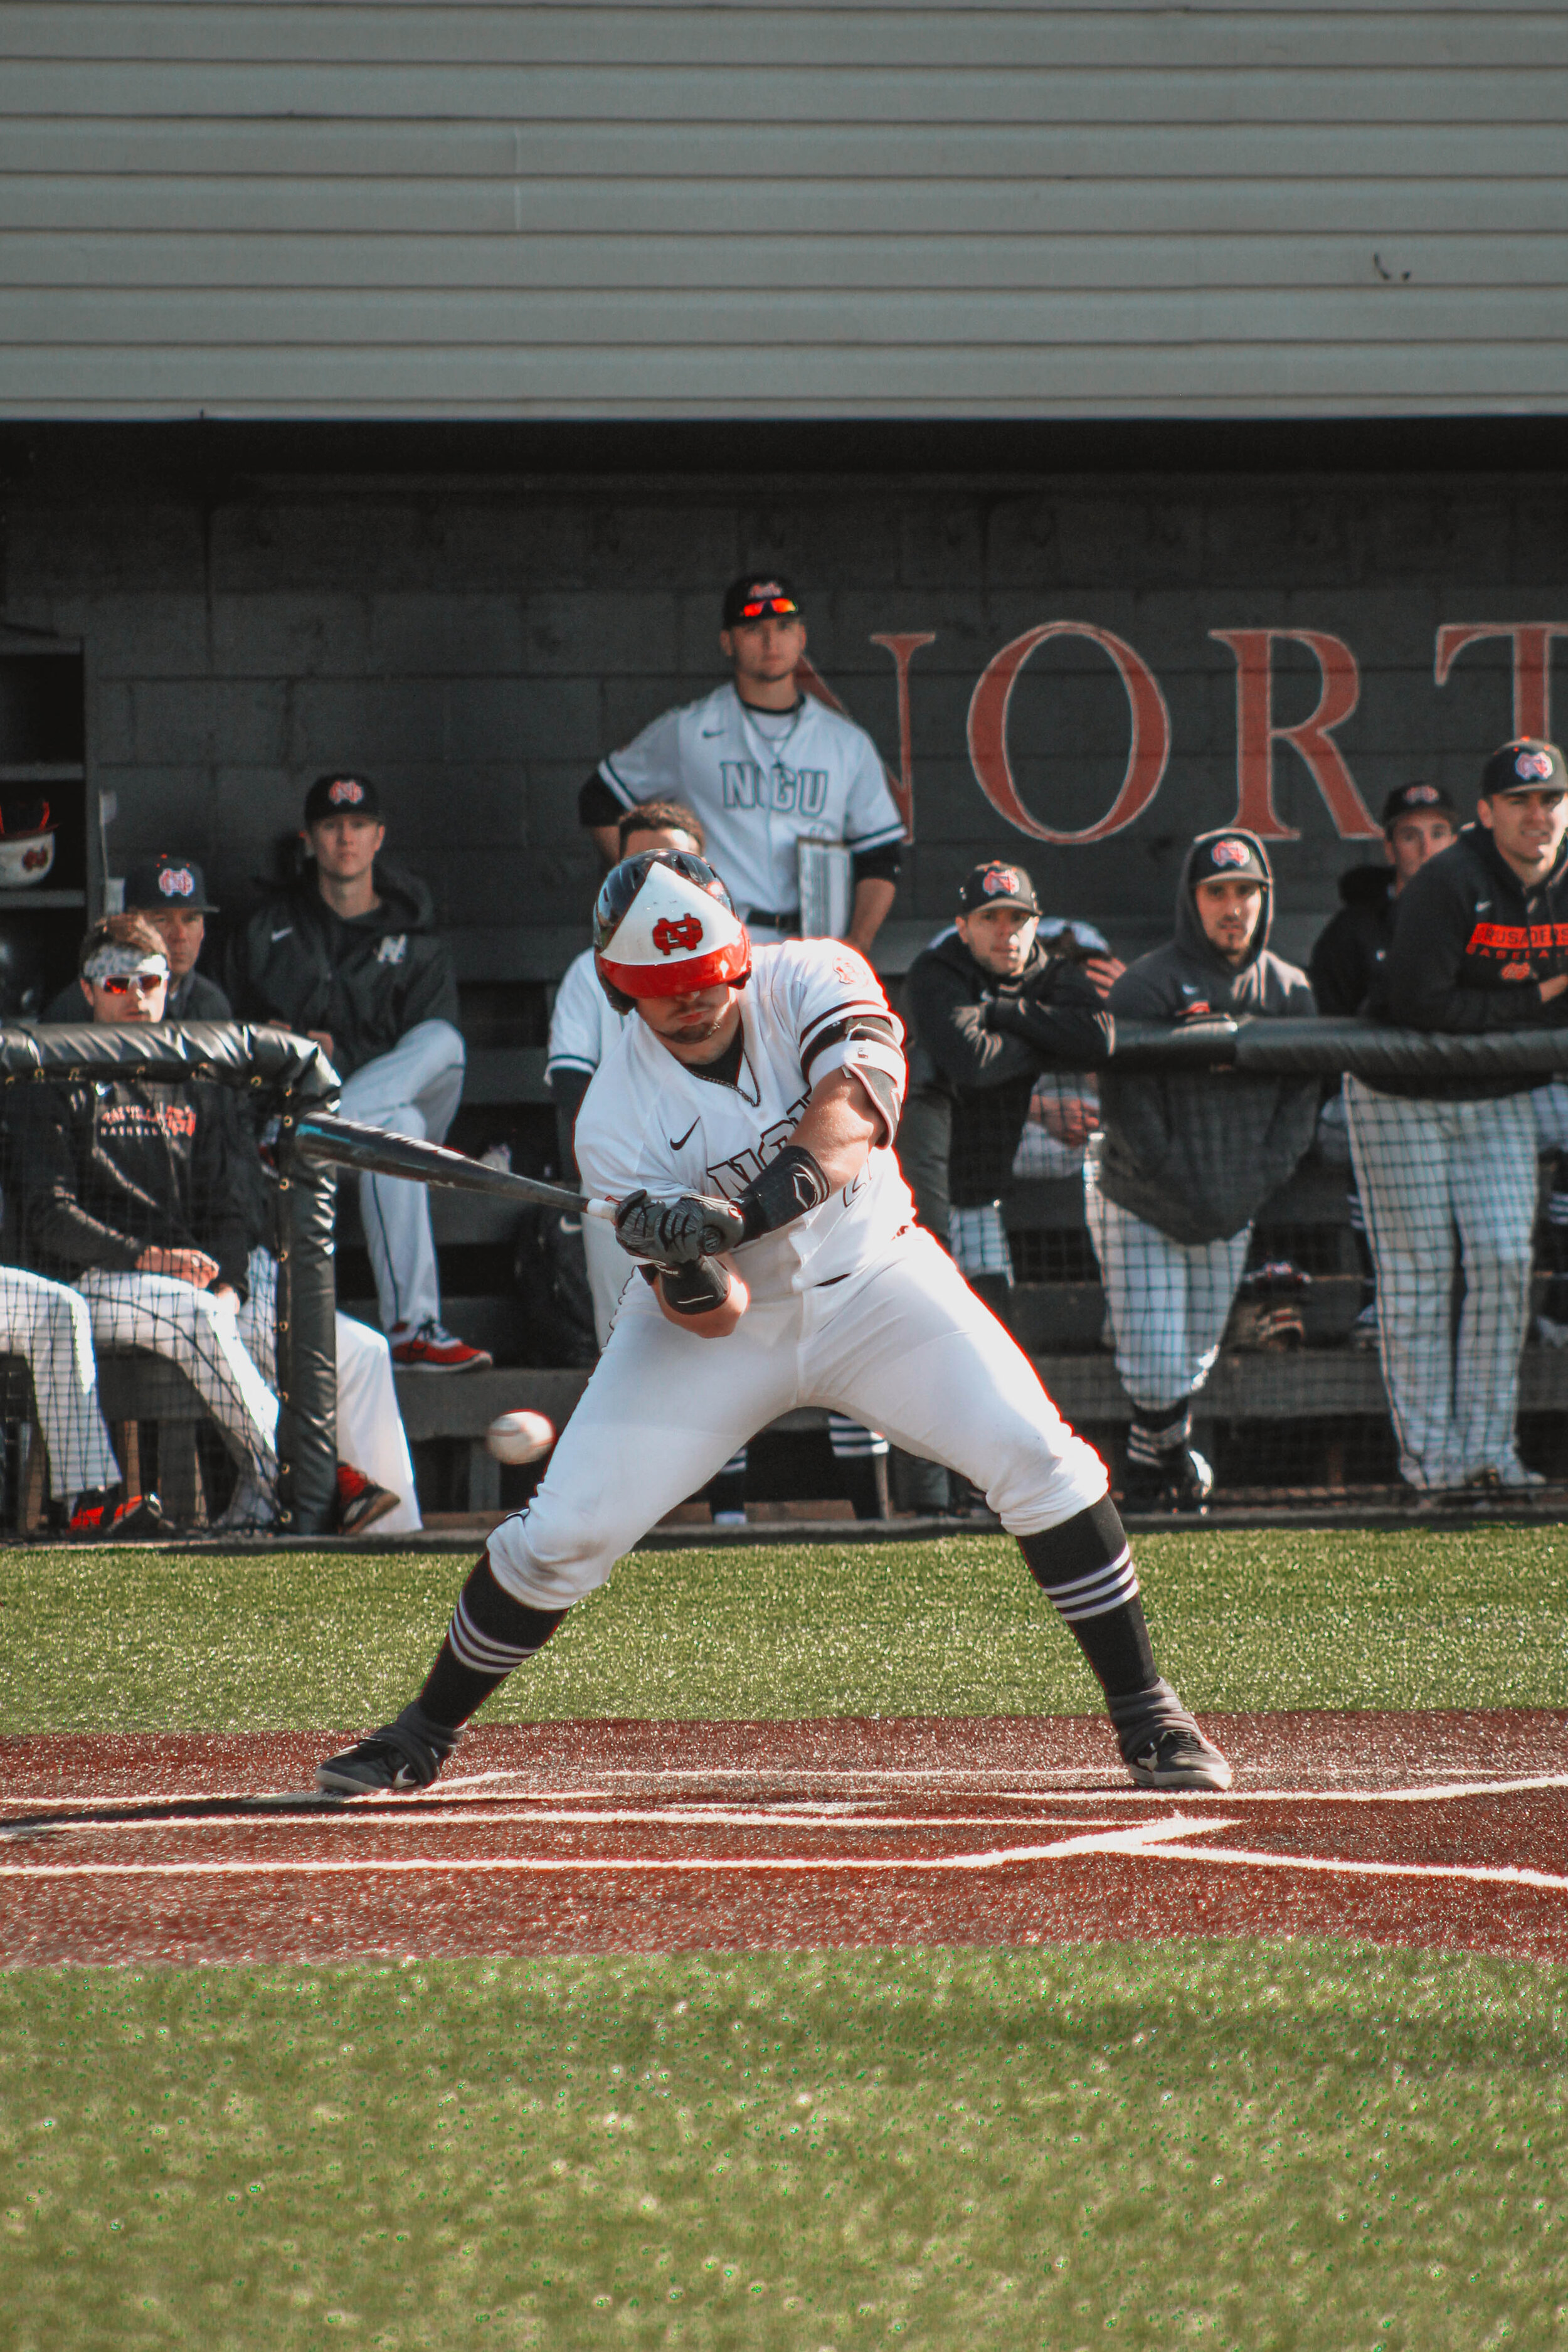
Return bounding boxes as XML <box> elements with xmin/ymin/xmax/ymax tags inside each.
<box><xmin>904</xmin><ymin>859</ymin><xmax>1113</xmax><ymax>1283</ymax></box>
<box><xmin>227</xmin><ymin>773</ymin><xmax>488</xmax><ymax>1374</ymax></box>
<box><xmin>43</xmin><ymin>853</ymin><xmax>232</xmax><ymax>1024</ymax></box>
<box><xmin>578</xmin><ymin>573</ymin><xmax>906</xmax><ymax>956</ymax></box>
<box><xmin>1089</xmin><ymin>829</ymin><xmax>1318</xmax><ymax>1509</ymax></box>
<box><xmin>1307</xmin><ymin>784</ymin><xmax>1459</xmax><ymax>1347</ymax></box>
<box><xmin>1350</xmin><ymin>738</ymin><xmax>1568</xmax><ymax>1493</ymax></box>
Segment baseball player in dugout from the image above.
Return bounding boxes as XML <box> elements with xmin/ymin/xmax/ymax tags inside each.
<box><xmin>904</xmin><ymin>859</ymin><xmax>1116</xmax><ymax>1286</ymax></box>
<box><xmin>578</xmin><ymin>573</ymin><xmax>906</xmax><ymax>955</ymax></box>
<box><xmin>1308</xmin><ymin>783</ymin><xmax>1459</xmax><ymax>1347</ymax></box>
<box><xmin>226</xmin><ymin>772</ymin><xmax>490</xmax><ymax>1372</ymax></box>
<box><xmin>1089</xmin><ymin>831</ymin><xmax>1318</xmax><ymax>1512</ymax></box>
<box><xmin>318</xmin><ymin>850</ymin><xmax>1232</xmax><ymax>1798</ymax></box>
<box><xmin>1352</xmin><ymin>738</ymin><xmax>1568</xmax><ymax>1495</ymax></box>
<box><xmin>14</xmin><ymin>913</ymin><xmax>411</xmax><ymax>1535</ymax></box>
<box><xmin>43</xmin><ymin>852</ymin><xmax>232</xmax><ymax>1024</ymax></box>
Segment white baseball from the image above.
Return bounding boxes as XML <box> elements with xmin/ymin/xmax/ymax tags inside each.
<box><xmin>485</xmin><ymin>1409</ymin><xmax>556</xmax><ymax>1466</ymax></box>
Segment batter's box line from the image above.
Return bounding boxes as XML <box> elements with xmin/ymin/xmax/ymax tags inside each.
<box><xmin>1140</xmin><ymin>1841</ymin><xmax>1568</xmax><ymax>1895</ymax></box>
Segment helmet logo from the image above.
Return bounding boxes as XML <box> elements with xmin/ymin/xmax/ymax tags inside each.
<box><xmin>982</xmin><ymin>865</ymin><xmax>1022</xmax><ymax>897</ymax></box>
<box><xmin>1212</xmin><ymin>839</ymin><xmax>1250</xmax><ymax>867</ymax></box>
<box><xmin>327</xmin><ymin>778</ymin><xmax>364</xmax><ymax>806</ymax></box>
<box><xmin>1515</xmin><ymin>748</ymin><xmax>1555</xmax><ymax>781</ymax></box>
<box><xmin>652</xmin><ymin>914</ymin><xmax>704</xmax><ymax>955</ymax></box>
<box><xmin>158</xmin><ymin>866</ymin><xmax>194</xmax><ymax>898</ymax></box>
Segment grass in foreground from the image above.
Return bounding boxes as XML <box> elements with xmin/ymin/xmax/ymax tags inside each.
<box><xmin>1</xmin><ymin>1525</ymin><xmax>1565</xmax><ymax>1734</ymax></box>
<box><xmin>3</xmin><ymin>1944</ymin><xmax>1564</xmax><ymax>2351</ymax></box>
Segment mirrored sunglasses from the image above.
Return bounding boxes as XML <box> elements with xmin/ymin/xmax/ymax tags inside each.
<box><xmin>739</xmin><ymin>596</ymin><xmax>798</xmax><ymax>619</ymax></box>
<box><xmin>98</xmin><ymin>972</ymin><xmax>165</xmax><ymax>997</ymax></box>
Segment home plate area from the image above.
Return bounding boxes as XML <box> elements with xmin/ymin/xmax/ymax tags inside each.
<box><xmin>1</xmin><ymin>1710</ymin><xmax>1565</xmax><ymax>1968</ymax></box>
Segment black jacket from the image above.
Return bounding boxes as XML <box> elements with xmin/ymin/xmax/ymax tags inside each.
<box><xmin>13</xmin><ymin>1076</ymin><xmax>255</xmax><ymax>1295</ymax></box>
<box><xmin>1096</xmin><ymin>829</ymin><xmax>1318</xmax><ymax>1245</ymax></box>
<box><xmin>1308</xmin><ymin>866</ymin><xmax>1396</xmax><ymax>1018</ymax></box>
<box><xmin>1366</xmin><ymin>822</ymin><xmax>1568</xmax><ymax>1098</ymax></box>
<box><xmin>904</xmin><ymin>928</ymin><xmax>1113</xmax><ymax>1206</ymax></box>
<box><xmin>41</xmin><ymin>967</ymin><xmax>233</xmax><ymax>1025</ymax></box>
<box><xmin>226</xmin><ymin>864</ymin><xmax>458</xmax><ymax>1079</ymax></box>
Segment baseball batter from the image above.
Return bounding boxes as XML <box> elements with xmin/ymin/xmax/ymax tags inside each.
<box><xmin>319</xmin><ymin>852</ymin><xmax>1231</xmax><ymax>1798</ymax></box>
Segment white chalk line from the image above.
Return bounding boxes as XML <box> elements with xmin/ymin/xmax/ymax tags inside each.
<box><xmin>0</xmin><ymin>1808</ymin><xmax>1120</xmax><ymax>1844</ymax></box>
<box><xmin>1142</xmin><ymin>1842</ymin><xmax>1568</xmax><ymax>1897</ymax></box>
<box><xmin>0</xmin><ymin>1816</ymin><xmax>1214</xmax><ymax>1882</ymax></box>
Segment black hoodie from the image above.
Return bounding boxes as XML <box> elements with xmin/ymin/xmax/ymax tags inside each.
<box><xmin>1365</xmin><ymin>819</ymin><xmax>1568</xmax><ymax>1098</ymax></box>
<box><xmin>903</xmin><ymin>928</ymin><xmax>1113</xmax><ymax>1205</ymax></box>
<box><xmin>1096</xmin><ymin>828</ymin><xmax>1318</xmax><ymax>1244</ymax></box>
<box><xmin>1308</xmin><ymin>864</ymin><xmax>1396</xmax><ymax>1018</ymax></box>
<box><xmin>226</xmin><ymin>861</ymin><xmax>458</xmax><ymax>1080</ymax></box>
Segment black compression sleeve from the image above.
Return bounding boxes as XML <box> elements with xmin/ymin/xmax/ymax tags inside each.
<box><xmin>660</xmin><ymin>1258</ymin><xmax>732</xmax><ymax>1315</ymax></box>
<box><xmin>578</xmin><ymin>771</ymin><xmax>625</xmax><ymax>830</ymax></box>
<box><xmin>850</xmin><ymin>841</ymin><xmax>903</xmax><ymax>888</ymax></box>
<box><xmin>736</xmin><ymin>1143</ymin><xmax>830</xmax><ymax>1241</ymax></box>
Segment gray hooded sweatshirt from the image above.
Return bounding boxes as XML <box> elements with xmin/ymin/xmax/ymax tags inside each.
<box><xmin>1094</xmin><ymin>829</ymin><xmax>1318</xmax><ymax>1245</ymax></box>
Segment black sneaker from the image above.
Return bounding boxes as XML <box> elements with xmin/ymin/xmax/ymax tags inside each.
<box><xmin>1125</xmin><ymin>1724</ymin><xmax>1233</xmax><ymax>1791</ymax></box>
<box><xmin>1122</xmin><ymin>1444</ymin><xmax>1213</xmax><ymax>1516</ymax></box>
<box><xmin>315</xmin><ymin>1707</ymin><xmax>453</xmax><ymax>1796</ymax></box>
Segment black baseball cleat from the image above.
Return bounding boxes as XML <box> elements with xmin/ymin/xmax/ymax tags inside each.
<box><xmin>1125</xmin><ymin>1725</ymin><xmax>1234</xmax><ymax>1791</ymax></box>
<box><xmin>1122</xmin><ymin>1444</ymin><xmax>1214</xmax><ymax>1517</ymax></box>
<box><xmin>315</xmin><ymin>1707</ymin><xmax>454</xmax><ymax>1796</ymax></box>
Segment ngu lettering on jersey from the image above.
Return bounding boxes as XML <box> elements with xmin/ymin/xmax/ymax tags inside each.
<box><xmin>719</xmin><ymin>759</ymin><xmax>830</xmax><ymax>817</ymax></box>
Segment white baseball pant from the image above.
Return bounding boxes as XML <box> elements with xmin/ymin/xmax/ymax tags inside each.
<box><xmin>237</xmin><ymin>1253</ymin><xmax>422</xmax><ymax>1532</ymax></box>
<box><xmin>76</xmin><ymin>1268</ymin><xmax>278</xmax><ymax>1481</ymax></box>
<box><xmin>1084</xmin><ymin>1167</ymin><xmax>1251</xmax><ymax>1415</ymax></box>
<box><xmin>337</xmin><ymin>1019</ymin><xmax>466</xmax><ymax>1335</ymax></box>
<box><xmin>1344</xmin><ymin>1077</ymin><xmax>1539</xmax><ymax>1489</ymax></box>
<box><xmin>0</xmin><ymin>1266</ymin><xmax>120</xmax><ymax>1499</ymax></box>
<box><xmin>487</xmin><ymin>1226</ymin><xmax>1107</xmax><ymax>1610</ymax></box>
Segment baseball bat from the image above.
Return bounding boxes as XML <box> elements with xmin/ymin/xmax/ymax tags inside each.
<box><xmin>292</xmin><ymin>1111</ymin><xmax>617</xmax><ymax>1223</ymax></box>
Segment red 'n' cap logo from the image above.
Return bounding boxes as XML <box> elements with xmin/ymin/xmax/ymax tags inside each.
<box><xmin>328</xmin><ymin>778</ymin><xmax>364</xmax><ymax>806</ymax></box>
<box><xmin>158</xmin><ymin>866</ymin><xmax>194</xmax><ymax>897</ymax></box>
<box><xmin>1212</xmin><ymin>839</ymin><xmax>1250</xmax><ymax>867</ymax></box>
<box><xmin>982</xmin><ymin>865</ymin><xmax>1022</xmax><ymax>896</ymax></box>
<box><xmin>1404</xmin><ymin>785</ymin><xmax>1439</xmax><ymax>804</ymax></box>
<box><xmin>1515</xmin><ymin>748</ymin><xmax>1555</xmax><ymax>781</ymax></box>
<box><xmin>652</xmin><ymin>914</ymin><xmax>704</xmax><ymax>955</ymax></box>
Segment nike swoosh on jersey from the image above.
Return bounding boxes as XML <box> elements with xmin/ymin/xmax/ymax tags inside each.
<box><xmin>669</xmin><ymin>1118</ymin><xmax>700</xmax><ymax>1150</ymax></box>
<box><xmin>271</xmin><ymin>926</ymin><xmax>293</xmax><ymax>941</ymax></box>
<box><xmin>701</xmin><ymin>727</ymin><xmax>723</xmax><ymax>738</ymax></box>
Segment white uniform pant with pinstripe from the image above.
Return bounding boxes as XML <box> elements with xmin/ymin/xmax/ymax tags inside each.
<box><xmin>76</xmin><ymin>1269</ymin><xmax>279</xmax><ymax>1481</ymax></box>
<box><xmin>0</xmin><ymin>1266</ymin><xmax>120</xmax><ymax>1500</ymax></box>
<box><xmin>1084</xmin><ymin>1165</ymin><xmax>1250</xmax><ymax>1416</ymax></box>
<box><xmin>337</xmin><ymin>1019</ymin><xmax>466</xmax><ymax>1336</ymax></box>
<box><xmin>487</xmin><ymin>1227</ymin><xmax>1106</xmax><ymax>1609</ymax></box>
<box><xmin>1344</xmin><ymin>1078</ymin><xmax>1539</xmax><ymax>1490</ymax></box>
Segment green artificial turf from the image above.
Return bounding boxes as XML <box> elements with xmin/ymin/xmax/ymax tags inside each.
<box><xmin>0</xmin><ymin>1526</ymin><xmax>1565</xmax><ymax>1735</ymax></box>
<box><xmin>3</xmin><ymin>1944</ymin><xmax>1563</xmax><ymax>2351</ymax></box>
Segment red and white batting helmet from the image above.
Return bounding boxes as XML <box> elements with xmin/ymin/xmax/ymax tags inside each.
<box><xmin>593</xmin><ymin>851</ymin><xmax>751</xmax><ymax>1014</ymax></box>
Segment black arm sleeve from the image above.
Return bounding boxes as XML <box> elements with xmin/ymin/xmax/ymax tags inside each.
<box><xmin>850</xmin><ymin>840</ymin><xmax>902</xmax><ymax>889</ymax></box>
<box><xmin>548</xmin><ymin>1066</ymin><xmax>593</xmax><ymax>1184</ymax></box>
<box><xmin>578</xmin><ymin>772</ymin><xmax>625</xmax><ymax>830</ymax></box>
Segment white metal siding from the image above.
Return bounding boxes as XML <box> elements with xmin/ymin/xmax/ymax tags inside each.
<box><xmin>1</xmin><ymin>4</ymin><xmax>1564</xmax><ymax>417</ymax></box>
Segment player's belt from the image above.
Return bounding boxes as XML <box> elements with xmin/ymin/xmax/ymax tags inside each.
<box><xmin>743</xmin><ymin>906</ymin><xmax>800</xmax><ymax>935</ymax></box>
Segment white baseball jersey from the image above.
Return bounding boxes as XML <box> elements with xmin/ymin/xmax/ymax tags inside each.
<box><xmin>574</xmin><ymin>939</ymin><xmax>913</xmax><ymax>1301</ymax></box>
<box><xmin>546</xmin><ymin>946</ymin><xmax>624</xmax><ymax>1084</ymax></box>
<box><xmin>598</xmin><ymin>682</ymin><xmax>905</xmax><ymax>921</ymax></box>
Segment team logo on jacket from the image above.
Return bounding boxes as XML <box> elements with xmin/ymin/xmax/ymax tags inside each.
<box><xmin>157</xmin><ymin>866</ymin><xmax>195</xmax><ymax>898</ymax></box>
<box><xmin>376</xmin><ymin>933</ymin><xmax>407</xmax><ymax>965</ymax></box>
<box><xmin>652</xmin><ymin>914</ymin><xmax>704</xmax><ymax>955</ymax></box>
<box><xmin>982</xmin><ymin>866</ymin><xmax>1022</xmax><ymax>896</ymax></box>
<box><xmin>1212</xmin><ymin>839</ymin><xmax>1250</xmax><ymax>867</ymax></box>
<box><xmin>327</xmin><ymin>778</ymin><xmax>365</xmax><ymax>806</ymax></box>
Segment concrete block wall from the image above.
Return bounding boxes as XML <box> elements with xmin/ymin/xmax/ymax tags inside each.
<box><xmin>4</xmin><ymin>433</ymin><xmax>1567</xmax><ymax>972</ymax></box>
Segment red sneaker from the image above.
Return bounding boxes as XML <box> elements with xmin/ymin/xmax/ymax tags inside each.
<box><xmin>68</xmin><ymin>1491</ymin><xmax>169</xmax><ymax>1540</ymax></box>
<box><xmin>388</xmin><ymin>1318</ymin><xmax>493</xmax><ymax>1373</ymax></box>
<box><xmin>336</xmin><ymin>1461</ymin><xmax>401</xmax><ymax>1536</ymax></box>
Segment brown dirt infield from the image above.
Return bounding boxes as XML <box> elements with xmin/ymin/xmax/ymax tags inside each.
<box><xmin>1</xmin><ymin>1709</ymin><xmax>1564</xmax><ymax>1969</ymax></box>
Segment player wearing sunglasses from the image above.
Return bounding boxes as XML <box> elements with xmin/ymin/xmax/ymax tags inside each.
<box><xmin>578</xmin><ymin>572</ymin><xmax>906</xmax><ymax>958</ymax></box>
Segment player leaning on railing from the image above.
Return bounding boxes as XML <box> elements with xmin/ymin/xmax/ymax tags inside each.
<box><xmin>319</xmin><ymin>850</ymin><xmax>1231</xmax><ymax>1798</ymax></box>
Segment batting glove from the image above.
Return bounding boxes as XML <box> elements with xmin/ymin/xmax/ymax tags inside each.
<box><xmin>614</xmin><ymin>1189</ymin><xmax>747</xmax><ymax>1268</ymax></box>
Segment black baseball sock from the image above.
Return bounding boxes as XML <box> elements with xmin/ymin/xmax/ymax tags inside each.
<box><xmin>1018</xmin><ymin>1497</ymin><xmax>1195</xmax><ymax>1761</ymax></box>
<box><xmin>1125</xmin><ymin>1400</ymin><xmax>1192</xmax><ymax>1478</ymax></box>
<box><xmin>411</xmin><ymin>1549</ymin><xmax>568</xmax><ymax>1739</ymax></box>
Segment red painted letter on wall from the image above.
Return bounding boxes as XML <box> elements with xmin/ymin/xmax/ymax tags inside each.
<box><xmin>795</xmin><ymin>640</ymin><xmax>933</xmax><ymax>840</ymax></box>
<box><xmin>1210</xmin><ymin>629</ymin><xmax>1376</xmax><ymax>840</ymax></box>
<box><xmin>967</xmin><ymin>622</ymin><xmax>1170</xmax><ymax>845</ymax></box>
<box><xmin>1434</xmin><ymin>623</ymin><xmax>1568</xmax><ymax>742</ymax></box>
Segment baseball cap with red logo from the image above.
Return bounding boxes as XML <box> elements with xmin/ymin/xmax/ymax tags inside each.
<box><xmin>721</xmin><ymin>573</ymin><xmax>803</xmax><ymax>627</ymax></box>
<box><xmin>304</xmin><ymin>771</ymin><xmax>384</xmax><ymax>824</ymax></box>
<box><xmin>1480</xmin><ymin>738</ymin><xmax>1568</xmax><ymax>798</ymax></box>
<box><xmin>593</xmin><ymin>850</ymin><xmax>752</xmax><ymax>1012</ymax></box>
<box><xmin>124</xmin><ymin>853</ymin><xmax>219</xmax><ymax>914</ymax></box>
<box><xmin>956</xmin><ymin>860</ymin><xmax>1039</xmax><ymax>916</ymax></box>
<box><xmin>1381</xmin><ymin>780</ymin><xmax>1457</xmax><ymax>830</ymax></box>
<box><xmin>1190</xmin><ymin>832</ymin><xmax>1269</xmax><ymax>886</ymax></box>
